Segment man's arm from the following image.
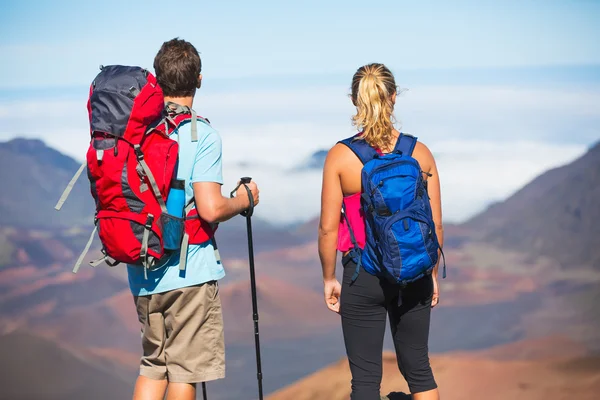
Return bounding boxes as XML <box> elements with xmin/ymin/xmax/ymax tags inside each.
<box><xmin>192</xmin><ymin>181</ymin><xmax>259</xmax><ymax>224</ymax></box>
<box><xmin>189</xmin><ymin>126</ymin><xmax>259</xmax><ymax>223</ymax></box>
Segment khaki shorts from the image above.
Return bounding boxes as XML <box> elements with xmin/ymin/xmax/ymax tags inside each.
<box><xmin>133</xmin><ymin>281</ymin><xmax>225</xmax><ymax>383</ymax></box>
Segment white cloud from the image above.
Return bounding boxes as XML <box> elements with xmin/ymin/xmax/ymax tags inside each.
<box><xmin>220</xmin><ymin>137</ymin><xmax>587</xmax><ymax>225</ymax></box>
<box><xmin>432</xmin><ymin>140</ymin><xmax>587</xmax><ymax>221</ymax></box>
<box><xmin>0</xmin><ymin>84</ymin><xmax>598</xmax><ymax>225</ymax></box>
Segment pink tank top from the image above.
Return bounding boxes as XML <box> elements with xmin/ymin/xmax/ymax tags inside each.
<box><xmin>337</xmin><ymin>192</ymin><xmax>366</xmax><ymax>252</ymax></box>
<box><xmin>337</xmin><ymin>137</ymin><xmax>384</xmax><ymax>252</ymax></box>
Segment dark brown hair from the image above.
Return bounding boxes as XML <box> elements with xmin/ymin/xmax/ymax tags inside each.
<box><xmin>153</xmin><ymin>38</ymin><xmax>202</xmax><ymax>97</ymax></box>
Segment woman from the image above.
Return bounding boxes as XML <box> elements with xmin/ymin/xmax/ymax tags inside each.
<box><xmin>318</xmin><ymin>63</ymin><xmax>443</xmax><ymax>400</ymax></box>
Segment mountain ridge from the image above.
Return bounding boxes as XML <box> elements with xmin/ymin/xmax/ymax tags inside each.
<box><xmin>0</xmin><ymin>138</ymin><xmax>94</xmax><ymax>228</ymax></box>
<box><xmin>0</xmin><ymin>138</ymin><xmax>313</xmax><ymax>254</ymax></box>
<box><xmin>465</xmin><ymin>140</ymin><xmax>600</xmax><ymax>269</ymax></box>
<box><xmin>1</xmin><ymin>138</ymin><xmax>600</xmax><ymax>400</ymax></box>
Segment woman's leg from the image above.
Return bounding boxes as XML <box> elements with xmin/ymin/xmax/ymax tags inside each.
<box><xmin>388</xmin><ymin>275</ymin><xmax>439</xmax><ymax>399</ymax></box>
<box><xmin>340</xmin><ymin>258</ymin><xmax>388</xmax><ymax>400</ymax></box>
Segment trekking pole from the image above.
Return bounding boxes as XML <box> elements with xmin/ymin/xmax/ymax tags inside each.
<box><xmin>201</xmin><ymin>382</ymin><xmax>207</xmax><ymax>400</ymax></box>
<box><xmin>230</xmin><ymin>177</ymin><xmax>264</xmax><ymax>400</ymax></box>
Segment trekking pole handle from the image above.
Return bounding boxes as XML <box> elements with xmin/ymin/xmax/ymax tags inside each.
<box><xmin>230</xmin><ymin>177</ymin><xmax>254</xmax><ymax>217</ymax></box>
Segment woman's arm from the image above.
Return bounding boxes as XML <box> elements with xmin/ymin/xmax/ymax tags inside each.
<box><xmin>318</xmin><ymin>145</ymin><xmax>344</xmax><ymax>312</ymax></box>
<box><xmin>418</xmin><ymin>142</ymin><xmax>443</xmax><ymax>308</ymax></box>
<box><xmin>416</xmin><ymin>142</ymin><xmax>444</xmax><ymax>264</ymax></box>
<box><xmin>425</xmin><ymin>151</ymin><xmax>444</xmax><ymax>264</ymax></box>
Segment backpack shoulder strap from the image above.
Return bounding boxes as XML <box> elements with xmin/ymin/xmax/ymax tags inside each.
<box><xmin>394</xmin><ymin>133</ymin><xmax>418</xmax><ymax>156</ymax></box>
<box><xmin>147</xmin><ymin>103</ymin><xmax>212</xmax><ymax>139</ymax></box>
<box><xmin>338</xmin><ymin>135</ymin><xmax>379</xmax><ymax>165</ymax></box>
<box><xmin>175</xmin><ymin>113</ymin><xmax>211</xmax><ymax>142</ymax></box>
<box><xmin>165</xmin><ymin>104</ymin><xmax>211</xmax><ymax>143</ymax></box>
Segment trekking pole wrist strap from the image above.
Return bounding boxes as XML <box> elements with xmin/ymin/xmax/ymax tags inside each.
<box><xmin>230</xmin><ymin>177</ymin><xmax>254</xmax><ymax>217</ymax></box>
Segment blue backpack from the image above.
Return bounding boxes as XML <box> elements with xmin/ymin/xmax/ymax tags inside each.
<box><xmin>339</xmin><ymin>133</ymin><xmax>446</xmax><ymax>285</ymax></box>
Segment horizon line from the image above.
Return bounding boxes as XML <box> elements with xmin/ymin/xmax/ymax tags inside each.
<box><xmin>1</xmin><ymin>63</ymin><xmax>599</xmax><ymax>94</ymax></box>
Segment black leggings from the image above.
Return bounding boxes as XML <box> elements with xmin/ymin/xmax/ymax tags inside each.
<box><xmin>340</xmin><ymin>255</ymin><xmax>437</xmax><ymax>399</ymax></box>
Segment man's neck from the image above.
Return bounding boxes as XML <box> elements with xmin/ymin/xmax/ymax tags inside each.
<box><xmin>164</xmin><ymin>96</ymin><xmax>194</xmax><ymax>108</ymax></box>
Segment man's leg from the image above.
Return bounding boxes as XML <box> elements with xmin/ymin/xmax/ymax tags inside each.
<box><xmin>163</xmin><ymin>282</ymin><xmax>225</xmax><ymax>384</ymax></box>
<box><xmin>165</xmin><ymin>383</ymin><xmax>196</xmax><ymax>400</ymax></box>
<box><xmin>132</xmin><ymin>376</ymin><xmax>168</xmax><ymax>400</ymax></box>
<box><xmin>132</xmin><ymin>294</ymin><xmax>169</xmax><ymax>400</ymax></box>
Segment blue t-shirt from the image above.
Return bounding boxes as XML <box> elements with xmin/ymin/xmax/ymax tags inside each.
<box><xmin>127</xmin><ymin>117</ymin><xmax>226</xmax><ymax>296</ymax></box>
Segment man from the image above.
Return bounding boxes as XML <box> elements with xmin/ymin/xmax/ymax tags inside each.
<box><xmin>129</xmin><ymin>38</ymin><xmax>260</xmax><ymax>400</ymax></box>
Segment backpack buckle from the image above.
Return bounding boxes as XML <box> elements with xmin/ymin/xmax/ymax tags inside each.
<box><xmin>378</xmin><ymin>208</ymin><xmax>392</xmax><ymax>217</ymax></box>
<box><xmin>145</xmin><ymin>214</ymin><xmax>154</xmax><ymax>229</ymax></box>
<box><xmin>133</xmin><ymin>145</ymin><xmax>144</xmax><ymax>160</ymax></box>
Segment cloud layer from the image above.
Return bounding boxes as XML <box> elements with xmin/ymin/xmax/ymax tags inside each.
<box><xmin>0</xmin><ymin>83</ymin><xmax>597</xmax><ymax>225</ymax></box>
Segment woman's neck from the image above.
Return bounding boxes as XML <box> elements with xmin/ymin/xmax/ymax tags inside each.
<box><xmin>380</xmin><ymin>129</ymin><xmax>400</xmax><ymax>153</ymax></box>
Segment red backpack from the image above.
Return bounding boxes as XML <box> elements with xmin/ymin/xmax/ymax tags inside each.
<box><xmin>56</xmin><ymin>65</ymin><xmax>216</xmax><ymax>276</ymax></box>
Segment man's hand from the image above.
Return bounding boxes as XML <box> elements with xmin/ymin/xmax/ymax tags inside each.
<box><xmin>323</xmin><ymin>278</ymin><xmax>342</xmax><ymax>313</ymax></box>
<box><xmin>431</xmin><ymin>272</ymin><xmax>440</xmax><ymax>308</ymax></box>
<box><xmin>236</xmin><ymin>181</ymin><xmax>260</xmax><ymax>208</ymax></box>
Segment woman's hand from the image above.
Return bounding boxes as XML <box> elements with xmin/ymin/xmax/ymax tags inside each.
<box><xmin>431</xmin><ymin>272</ymin><xmax>440</xmax><ymax>308</ymax></box>
<box><xmin>323</xmin><ymin>278</ymin><xmax>342</xmax><ymax>313</ymax></box>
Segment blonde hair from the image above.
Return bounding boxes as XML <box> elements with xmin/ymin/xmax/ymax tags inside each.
<box><xmin>351</xmin><ymin>63</ymin><xmax>397</xmax><ymax>151</ymax></box>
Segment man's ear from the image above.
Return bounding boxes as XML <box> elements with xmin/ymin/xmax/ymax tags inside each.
<box><xmin>197</xmin><ymin>74</ymin><xmax>203</xmax><ymax>89</ymax></box>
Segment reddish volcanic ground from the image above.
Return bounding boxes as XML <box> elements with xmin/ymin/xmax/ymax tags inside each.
<box><xmin>267</xmin><ymin>337</ymin><xmax>600</xmax><ymax>400</ymax></box>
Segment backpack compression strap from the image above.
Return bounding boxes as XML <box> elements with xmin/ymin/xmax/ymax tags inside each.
<box><xmin>178</xmin><ymin>200</ymin><xmax>196</xmax><ymax>271</ymax></box>
<box><xmin>338</xmin><ymin>135</ymin><xmax>379</xmax><ymax>165</ymax></box>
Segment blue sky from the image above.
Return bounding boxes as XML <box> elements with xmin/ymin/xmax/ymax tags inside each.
<box><xmin>1</xmin><ymin>0</ymin><xmax>599</xmax><ymax>89</ymax></box>
<box><xmin>0</xmin><ymin>0</ymin><xmax>599</xmax><ymax>223</ymax></box>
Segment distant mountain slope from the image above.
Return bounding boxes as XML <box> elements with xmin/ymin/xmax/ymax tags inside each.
<box><xmin>0</xmin><ymin>331</ymin><xmax>132</xmax><ymax>400</ymax></box>
<box><xmin>216</xmin><ymin>215</ymin><xmax>313</xmax><ymax>259</ymax></box>
<box><xmin>220</xmin><ymin>277</ymin><xmax>336</xmax><ymax>342</ymax></box>
<box><xmin>0</xmin><ymin>138</ymin><xmax>311</xmax><ymax>252</ymax></box>
<box><xmin>291</xmin><ymin>149</ymin><xmax>328</xmax><ymax>171</ymax></box>
<box><xmin>465</xmin><ymin>141</ymin><xmax>600</xmax><ymax>269</ymax></box>
<box><xmin>0</xmin><ymin>138</ymin><xmax>94</xmax><ymax>228</ymax></box>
